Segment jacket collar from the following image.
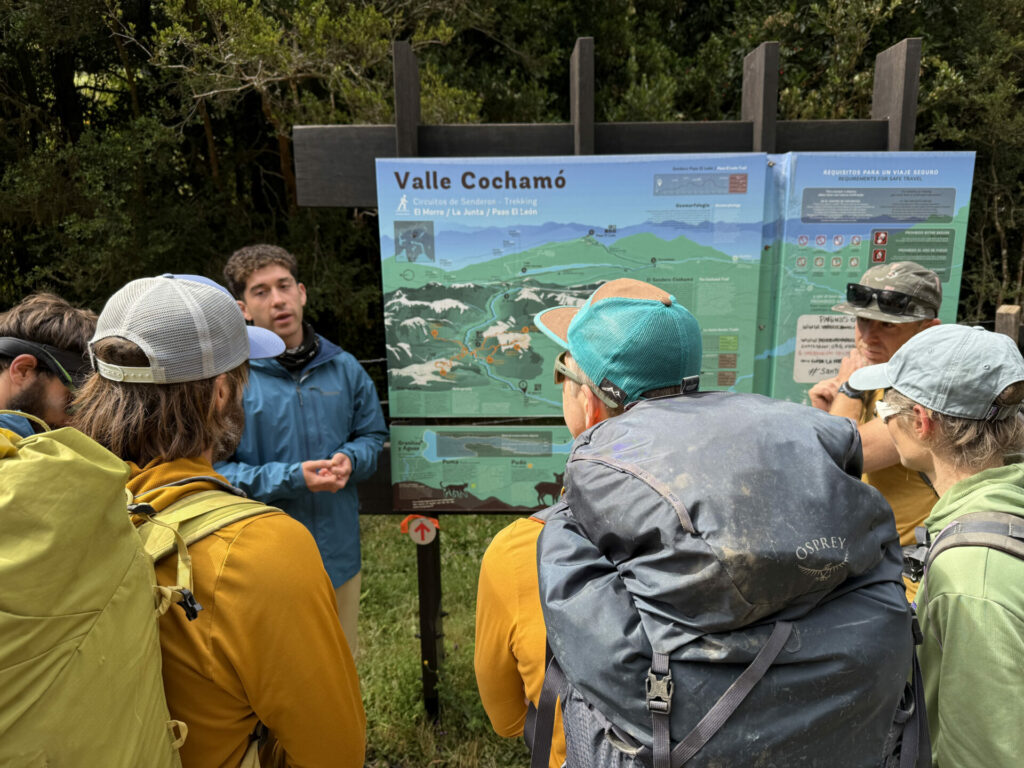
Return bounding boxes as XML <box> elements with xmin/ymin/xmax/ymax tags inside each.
<box><xmin>251</xmin><ymin>333</ymin><xmax>342</xmax><ymax>378</ymax></box>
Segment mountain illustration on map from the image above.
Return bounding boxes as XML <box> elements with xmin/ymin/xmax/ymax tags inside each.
<box><xmin>381</xmin><ymin>219</ymin><xmax>761</xmax><ymax>271</ymax></box>
<box><xmin>383</xmin><ymin>222</ymin><xmax>756</xmax><ymax>417</ymax></box>
<box><xmin>392</xmin><ymin>481</ymin><xmax>547</xmax><ymax>513</ymax></box>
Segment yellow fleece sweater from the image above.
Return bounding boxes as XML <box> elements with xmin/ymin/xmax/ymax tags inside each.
<box><xmin>130</xmin><ymin>457</ymin><xmax>365</xmax><ymax>768</ymax></box>
<box><xmin>475</xmin><ymin>516</ymin><xmax>565</xmax><ymax>768</ymax></box>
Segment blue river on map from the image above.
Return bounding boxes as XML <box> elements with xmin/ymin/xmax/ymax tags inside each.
<box><xmin>418</xmin><ymin>430</ymin><xmax>573</xmax><ymax>463</ymax></box>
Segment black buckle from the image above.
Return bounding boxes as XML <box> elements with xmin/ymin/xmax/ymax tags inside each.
<box><xmin>177</xmin><ymin>588</ymin><xmax>204</xmax><ymax>621</ymax></box>
<box><xmin>902</xmin><ymin>526</ymin><xmax>932</xmax><ymax>583</ymax></box>
<box><xmin>645</xmin><ymin>669</ymin><xmax>673</xmax><ymax>714</ymax></box>
<box><xmin>902</xmin><ymin>546</ymin><xmax>928</xmax><ymax>583</ymax></box>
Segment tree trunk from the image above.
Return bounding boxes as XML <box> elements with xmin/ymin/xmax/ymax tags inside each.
<box><xmin>49</xmin><ymin>50</ymin><xmax>83</xmax><ymax>142</ymax></box>
<box><xmin>260</xmin><ymin>90</ymin><xmax>297</xmax><ymax>210</ymax></box>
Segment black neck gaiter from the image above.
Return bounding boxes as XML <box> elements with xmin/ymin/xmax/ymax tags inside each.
<box><xmin>276</xmin><ymin>322</ymin><xmax>320</xmax><ymax>372</ymax></box>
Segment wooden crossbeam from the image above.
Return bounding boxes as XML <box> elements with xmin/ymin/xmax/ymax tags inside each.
<box><xmin>295</xmin><ymin>37</ymin><xmax>922</xmax><ymax>209</ymax></box>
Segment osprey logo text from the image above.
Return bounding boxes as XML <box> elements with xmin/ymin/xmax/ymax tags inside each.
<box><xmin>795</xmin><ymin>536</ymin><xmax>849</xmax><ymax>582</ymax></box>
<box><xmin>795</xmin><ymin>536</ymin><xmax>847</xmax><ymax>559</ymax></box>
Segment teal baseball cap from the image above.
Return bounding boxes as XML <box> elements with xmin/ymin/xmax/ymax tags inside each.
<box><xmin>535</xmin><ymin>278</ymin><xmax>702</xmax><ymax>406</ymax></box>
<box><xmin>849</xmin><ymin>324</ymin><xmax>1024</xmax><ymax>421</ymax></box>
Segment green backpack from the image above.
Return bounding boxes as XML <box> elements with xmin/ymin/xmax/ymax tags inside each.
<box><xmin>0</xmin><ymin>414</ymin><xmax>270</xmax><ymax>767</ymax></box>
<box><xmin>0</xmin><ymin>414</ymin><xmax>183</xmax><ymax>767</ymax></box>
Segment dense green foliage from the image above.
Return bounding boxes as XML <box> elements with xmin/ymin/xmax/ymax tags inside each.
<box><xmin>3</xmin><ymin>0</ymin><xmax>1023</xmax><ymax>353</ymax></box>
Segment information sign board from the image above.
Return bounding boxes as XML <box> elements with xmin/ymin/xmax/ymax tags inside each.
<box><xmin>376</xmin><ymin>154</ymin><xmax>770</xmax><ymax>417</ymax></box>
<box><xmin>761</xmin><ymin>152</ymin><xmax>976</xmax><ymax>402</ymax></box>
<box><xmin>390</xmin><ymin>425</ymin><xmax>573</xmax><ymax>512</ymax></box>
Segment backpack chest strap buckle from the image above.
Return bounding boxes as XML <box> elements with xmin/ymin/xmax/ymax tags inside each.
<box><xmin>646</xmin><ymin>668</ymin><xmax>674</xmax><ymax>714</ymax></box>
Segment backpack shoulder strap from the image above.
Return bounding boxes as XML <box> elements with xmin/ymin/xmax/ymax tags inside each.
<box><xmin>925</xmin><ymin>510</ymin><xmax>1024</xmax><ymax>571</ymax></box>
<box><xmin>134</xmin><ymin>489</ymin><xmax>278</xmax><ymax>621</ymax></box>
<box><xmin>139</xmin><ymin>490</ymin><xmax>277</xmax><ymax>561</ymax></box>
<box><xmin>528</xmin><ymin>650</ymin><xmax>569</xmax><ymax>768</ymax></box>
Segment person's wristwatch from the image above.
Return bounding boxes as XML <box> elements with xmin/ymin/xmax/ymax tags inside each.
<box><xmin>837</xmin><ymin>381</ymin><xmax>865</xmax><ymax>400</ymax></box>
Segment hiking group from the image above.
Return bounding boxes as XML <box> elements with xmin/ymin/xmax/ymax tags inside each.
<box><xmin>2</xmin><ymin>249</ymin><xmax>1022</xmax><ymax>767</ymax></box>
<box><xmin>475</xmin><ymin>264</ymin><xmax>1024</xmax><ymax>768</ymax></box>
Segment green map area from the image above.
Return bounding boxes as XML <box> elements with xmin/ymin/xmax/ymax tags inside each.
<box><xmin>384</xmin><ymin>232</ymin><xmax>759</xmax><ymax>417</ymax></box>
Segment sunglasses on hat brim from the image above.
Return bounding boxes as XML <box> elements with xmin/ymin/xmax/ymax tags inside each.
<box><xmin>846</xmin><ymin>283</ymin><xmax>916</xmax><ymax>316</ymax></box>
<box><xmin>552</xmin><ymin>350</ymin><xmax>621</xmax><ymax>409</ymax></box>
<box><xmin>0</xmin><ymin>337</ymin><xmax>91</xmax><ymax>390</ymax></box>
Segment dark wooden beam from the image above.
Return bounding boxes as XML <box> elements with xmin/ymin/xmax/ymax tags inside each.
<box><xmin>393</xmin><ymin>41</ymin><xmax>420</xmax><ymax>157</ymax></box>
<box><xmin>293</xmin><ymin>39</ymin><xmax>922</xmax><ymax>208</ymax></box>
<box><xmin>871</xmin><ymin>38</ymin><xmax>922</xmax><ymax>151</ymax></box>
<box><xmin>571</xmin><ymin>37</ymin><xmax>595</xmax><ymax>155</ymax></box>
<box><xmin>420</xmin><ymin>124</ymin><xmax>573</xmax><ymax>156</ymax></box>
<box><xmin>595</xmin><ymin>121</ymin><xmax>752</xmax><ymax>154</ymax></box>
<box><xmin>294</xmin><ymin>125</ymin><xmax>394</xmax><ymax>208</ymax></box>
<box><xmin>775</xmin><ymin>120</ymin><xmax>889</xmax><ymax>152</ymax></box>
<box><xmin>741</xmin><ymin>41</ymin><xmax>779</xmax><ymax>153</ymax></box>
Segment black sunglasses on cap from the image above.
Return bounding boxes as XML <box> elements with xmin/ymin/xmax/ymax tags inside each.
<box><xmin>0</xmin><ymin>337</ymin><xmax>91</xmax><ymax>390</ymax></box>
<box><xmin>845</xmin><ymin>283</ymin><xmax>914</xmax><ymax>315</ymax></box>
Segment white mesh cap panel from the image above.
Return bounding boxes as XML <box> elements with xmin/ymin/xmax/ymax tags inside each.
<box><xmin>92</xmin><ymin>277</ymin><xmax>250</xmax><ymax>383</ymax></box>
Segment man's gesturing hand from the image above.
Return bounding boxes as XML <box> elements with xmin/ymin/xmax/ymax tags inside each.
<box><xmin>303</xmin><ymin>459</ymin><xmax>346</xmax><ymax>492</ymax></box>
<box><xmin>329</xmin><ymin>452</ymin><xmax>353</xmax><ymax>489</ymax></box>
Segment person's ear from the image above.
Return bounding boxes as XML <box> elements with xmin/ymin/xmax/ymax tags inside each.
<box><xmin>7</xmin><ymin>354</ymin><xmax>40</xmax><ymax>386</ymax></box>
<box><xmin>582</xmin><ymin>386</ymin><xmax>612</xmax><ymax>430</ymax></box>
<box><xmin>237</xmin><ymin>300</ymin><xmax>253</xmax><ymax>322</ymax></box>
<box><xmin>297</xmin><ymin>282</ymin><xmax>307</xmax><ymax>307</ymax></box>
<box><xmin>911</xmin><ymin>404</ymin><xmax>934</xmax><ymax>439</ymax></box>
<box><xmin>212</xmin><ymin>372</ymin><xmax>233</xmax><ymax>413</ymax></box>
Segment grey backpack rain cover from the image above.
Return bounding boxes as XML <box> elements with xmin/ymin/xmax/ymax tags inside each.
<box><xmin>536</xmin><ymin>391</ymin><xmax>914</xmax><ymax>767</ymax></box>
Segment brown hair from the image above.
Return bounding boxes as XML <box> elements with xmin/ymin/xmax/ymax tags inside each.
<box><xmin>886</xmin><ymin>382</ymin><xmax>1024</xmax><ymax>470</ymax></box>
<box><xmin>223</xmin><ymin>244</ymin><xmax>299</xmax><ymax>299</ymax></box>
<box><xmin>71</xmin><ymin>338</ymin><xmax>248</xmax><ymax>465</ymax></box>
<box><xmin>0</xmin><ymin>293</ymin><xmax>97</xmax><ymax>372</ymax></box>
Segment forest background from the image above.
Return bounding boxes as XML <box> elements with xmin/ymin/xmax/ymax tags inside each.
<box><xmin>3</xmin><ymin>0</ymin><xmax>1024</xmax><ymax>356</ymax></box>
<box><xmin>3</xmin><ymin>2</ymin><xmax>1024</xmax><ymax>766</ymax></box>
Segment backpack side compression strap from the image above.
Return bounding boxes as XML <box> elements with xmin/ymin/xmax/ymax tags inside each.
<box><xmin>668</xmin><ymin>621</ymin><xmax>793</xmax><ymax>768</ymax></box>
<box><xmin>528</xmin><ymin>653</ymin><xmax>568</xmax><ymax>768</ymax></box>
<box><xmin>926</xmin><ymin>511</ymin><xmax>1024</xmax><ymax>570</ymax></box>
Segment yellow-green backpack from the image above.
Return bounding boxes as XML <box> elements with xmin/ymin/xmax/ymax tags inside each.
<box><xmin>0</xmin><ymin>414</ymin><xmax>270</xmax><ymax>767</ymax></box>
<box><xmin>0</xmin><ymin>415</ymin><xmax>184</xmax><ymax>767</ymax></box>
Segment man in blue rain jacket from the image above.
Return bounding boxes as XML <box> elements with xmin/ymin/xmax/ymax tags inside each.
<box><xmin>217</xmin><ymin>245</ymin><xmax>387</xmax><ymax>655</ymax></box>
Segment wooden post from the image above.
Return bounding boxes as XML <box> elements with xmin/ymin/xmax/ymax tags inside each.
<box><xmin>995</xmin><ymin>305</ymin><xmax>1022</xmax><ymax>345</ymax></box>
<box><xmin>742</xmin><ymin>42</ymin><xmax>779</xmax><ymax>153</ymax></box>
<box><xmin>871</xmin><ymin>38</ymin><xmax>922</xmax><ymax>151</ymax></box>
<box><xmin>571</xmin><ymin>37</ymin><xmax>595</xmax><ymax>155</ymax></box>
<box><xmin>393</xmin><ymin>42</ymin><xmax>420</xmax><ymax>157</ymax></box>
<box><xmin>416</xmin><ymin>534</ymin><xmax>444</xmax><ymax>720</ymax></box>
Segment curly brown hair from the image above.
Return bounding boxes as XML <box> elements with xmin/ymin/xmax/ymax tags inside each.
<box><xmin>223</xmin><ymin>244</ymin><xmax>298</xmax><ymax>299</ymax></box>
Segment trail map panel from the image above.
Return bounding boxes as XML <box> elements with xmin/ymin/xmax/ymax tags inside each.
<box><xmin>390</xmin><ymin>425</ymin><xmax>573</xmax><ymax>513</ymax></box>
<box><xmin>762</xmin><ymin>152</ymin><xmax>976</xmax><ymax>403</ymax></box>
<box><xmin>377</xmin><ymin>154</ymin><xmax>769</xmax><ymax>417</ymax></box>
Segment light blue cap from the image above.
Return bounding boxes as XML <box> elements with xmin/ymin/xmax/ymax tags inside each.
<box><xmin>849</xmin><ymin>324</ymin><xmax>1024</xmax><ymax>421</ymax></box>
<box><xmin>535</xmin><ymin>278</ymin><xmax>702</xmax><ymax>406</ymax></box>
<box><xmin>163</xmin><ymin>274</ymin><xmax>284</xmax><ymax>360</ymax></box>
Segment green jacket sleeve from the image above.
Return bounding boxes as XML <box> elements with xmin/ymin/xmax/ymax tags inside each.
<box><xmin>920</xmin><ymin>586</ymin><xmax>1024</xmax><ymax>767</ymax></box>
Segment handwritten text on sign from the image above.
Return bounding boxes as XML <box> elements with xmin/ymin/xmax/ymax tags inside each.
<box><xmin>793</xmin><ymin>314</ymin><xmax>856</xmax><ymax>383</ymax></box>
